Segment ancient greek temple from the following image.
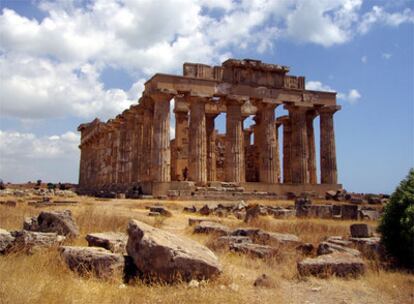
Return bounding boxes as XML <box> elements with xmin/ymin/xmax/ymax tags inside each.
<box><xmin>78</xmin><ymin>59</ymin><xmax>341</xmax><ymax>197</ymax></box>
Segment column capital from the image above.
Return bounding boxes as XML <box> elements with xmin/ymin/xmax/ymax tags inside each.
<box><xmin>285</xmin><ymin>104</ymin><xmax>312</xmax><ymax>113</ymax></box>
<box><xmin>147</xmin><ymin>90</ymin><xmax>174</xmax><ymax>103</ymax></box>
<box><xmin>319</xmin><ymin>105</ymin><xmax>341</xmax><ymax>115</ymax></box>
<box><xmin>276</xmin><ymin>115</ymin><xmax>290</xmax><ymax>125</ymax></box>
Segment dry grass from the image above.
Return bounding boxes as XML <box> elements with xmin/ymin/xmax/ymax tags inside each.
<box><xmin>0</xmin><ymin>196</ymin><xmax>412</xmax><ymax>304</ymax></box>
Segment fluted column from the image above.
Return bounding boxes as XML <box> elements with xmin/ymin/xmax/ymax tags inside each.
<box><xmin>320</xmin><ymin>106</ymin><xmax>340</xmax><ymax>184</ymax></box>
<box><xmin>288</xmin><ymin>106</ymin><xmax>309</xmax><ymax>184</ymax></box>
<box><xmin>174</xmin><ymin>110</ymin><xmax>189</xmax><ymax>181</ymax></box>
<box><xmin>142</xmin><ymin>106</ymin><xmax>153</xmax><ymax>181</ymax></box>
<box><xmin>225</xmin><ymin>98</ymin><xmax>245</xmax><ymax>183</ymax></box>
<box><xmin>133</xmin><ymin>109</ymin><xmax>144</xmax><ymax>182</ymax></box>
<box><xmin>306</xmin><ymin>110</ymin><xmax>317</xmax><ymax>184</ymax></box>
<box><xmin>151</xmin><ymin>93</ymin><xmax>171</xmax><ymax>182</ymax></box>
<box><xmin>275</xmin><ymin>121</ymin><xmax>282</xmax><ymax>183</ymax></box>
<box><xmin>279</xmin><ymin>116</ymin><xmax>292</xmax><ymax>183</ymax></box>
<box><xmin>188</xmin><ymin>97</ymin><xmax>207</xmax><ymax>184</ymax></box>
<box><xmin>206</xmin><ymin>114</ymin><xmax>217</xmax><ymax>182</ymax></box>
<box><xmin>258</xmin><ymin>103</ymin><xmax>278</xmax><ymax>184</ymax></box>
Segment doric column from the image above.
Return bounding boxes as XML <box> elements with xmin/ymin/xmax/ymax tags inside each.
<box><xmin>206</xmin><ymin>114</ymin><xmax>217</xmax><ymax>182</ymax></box>
<box><xmin>306</xmin><ymin>110</ymin><xmax>318</xmax><ymax>184</ymax></box>
<box><xmin>225</xmin><ymin>98</ymin><xmax>245</xmax><ymax>183</ymax></box>
<box><xmin>133</xmin><ymin>109</ymin><xmax>144</xmax><ymax>182</ymax></box>
<box><xmin>188</xmin><ymin>97</ymin><xmax>207</xmax><ymax>184</ymax></box>
<box><xmin>320</xmin><ymin>105</ymin><xmax>340</xmax><ymax>184</ymax></box>
<box><xmin>257</xmin><ymin>103</ymin><xmax>278</xmax><ymax>184</ymax></box>
<box><xmin>275</xmin><ymin>121</ymin><xmax>282</xmax><ymax>183</ymax></box>
<box><xmin>151</xmin><ymin>93</ymin><xmax>171</xmax><ymax>182</ymax></box>
<box><xmin>288</xmin><ymin>106</ymin><xmax>309</xmax><ymax>184</ymax></box>
<box><xmin>142</xmin><ymin>105</ymin><xmax>153</xmax><ymax>181</ymax></box>
<box><xmin>278</xmin><ymin>116</ymin><xmax>292</xmax><ymax>183</ymax></box>
<box><xmin>174</xmin><ymin>109</ymin><xmax>189</xmax><ymax>181</ymax></box>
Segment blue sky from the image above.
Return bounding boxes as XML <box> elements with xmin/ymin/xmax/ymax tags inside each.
<box><xmin>0</xmin><ymin>0</ymin><xmax>412</xmax><ymax>194</ymax></box>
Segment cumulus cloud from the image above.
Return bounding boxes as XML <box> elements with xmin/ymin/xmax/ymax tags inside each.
<box><xmin>0</xmin><ymin>54</ymin><xmax>145</xmax><ymax>120</ymax></box>
<box><xmin>358</xmin><ymin>6</ymin><xmax>414</xmax><ymax>34</ymax></box>
<box><xmin>0</xmin><ymin>130</ymin><xmax>80</xmax><ymax>182</ymax></box>
<box><xmin>307</xmin><ymin>81</ymin><xmax>361</xmax><ymax>105</ymax></box>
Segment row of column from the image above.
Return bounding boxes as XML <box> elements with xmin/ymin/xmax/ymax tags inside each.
<box><xmin>79</xmin><ymin>93</ymin><xmax>339</xmax><ymax>188</ymax></box>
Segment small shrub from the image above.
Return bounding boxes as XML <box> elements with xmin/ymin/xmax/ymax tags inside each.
<box><xmin>47</xmin><ymin>183</ymin><xmax>56</xmax><ymax>190</ymax></box>
<box><xmin>378</xmin><ymin>169</ymin><xmax>414</xmax><ymax>269</ymax></box>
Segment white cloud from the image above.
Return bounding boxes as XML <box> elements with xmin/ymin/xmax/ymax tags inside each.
<box><xmin>0</xmin><ymin>130</ymin><xmax>80</xmax><ymax>182</ymax></box>
<box><xmin>0</xmin><ymin>54</ymin><xmax>145</xmax><ymax>120</ymax></box>
<box><xmin>382</xmin><ymin>52</ymin><xmax>392</xmax><ymax>59</ymax></box>
<box><xmin>306</xmin><ymin>81</ymin><xmax>336</xmax><ymax>92</ymax></box>
<box><xmin>358</xmin><ymin>6</ymin><xmax>414</xmax><ymax>34</ymax></box>
<box><xmin>307</xmin><ymin>81</ymin><xmax>361</xmax><ymax>105</ymax></box>
<box><xmin>361</xmin><ymin>55</ymin><xmax>367</xmax><ymax>63</ymax></box>
<box><xmin>338</xmin><ymin>89</ymin><xmax>361</xmax><ymax>104</ymax></box>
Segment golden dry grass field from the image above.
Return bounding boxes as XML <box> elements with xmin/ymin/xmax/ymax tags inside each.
<box><xmin>0</xmin><ymin>195</ymin><xmax>413</xmax><ymax>304</ymax></box>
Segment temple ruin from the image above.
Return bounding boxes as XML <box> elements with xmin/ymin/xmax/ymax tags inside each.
<box><xmin>78</xmin><ymin>59</ymin><xmax>341</xmax><ymax>198</ymax></box>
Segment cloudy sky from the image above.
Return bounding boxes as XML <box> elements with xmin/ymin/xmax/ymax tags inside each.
<box><xmin>0</xmin><ymin>0</ymin><xmax>413</xmax><ymax>193</ymax></box>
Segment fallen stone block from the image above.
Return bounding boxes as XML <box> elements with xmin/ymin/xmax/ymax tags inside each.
<box><xmin>193</xmin><ymin>221</ymin><xmax>230</xmax><ymax>236</ymax></box>
<box><xmin>86</xmin><ymin>232</ymin><xmax>128</xmax><ymax>254</ymax></box>
<box><xmin>297</xmin><ymin>253</ymin><xmax>365</xmax><ymax>277</ymax></box>
<box><xmin>349</xmin><ymin>237</ymin><xmax>385</xmax><ymax>259</ymax></box>
<box><xmin>60</xmin><ymin>246</ymin><xmax>124</xmax><ymax>279</ymax></box>
<box><xmin>127</xmin><ymin>219</ymin><xmax>221</xmax><ymax>282</ymax></box>
<box><xmin>253</xmin><ymin>274</ymin><xmax>276</xmax><ymax>288</ymax></box>
<box><xmin>11</xmin><ymin>230</ymin><xmax>65</xmax><ymax>254</ymax></box>
<box><xmin>0</xmin><ymin>228</ymin><xmax>15</xmax><ymax>254</ymax></box>
<box><xmin>211</xmin><ymin>236</ymin><xmax>252</xmax><ymax>249</ymax></box>
<box><xmin>317</xmin><ymin>242</ymin><xmax>361</xmax><ymax>257</ymax></box>
<box><xmin>230</xmin><ymin>242</ymin><xmax>278</xmax><ymax>259</ymax></box>
<box><xmin>341</xmin><ymin>205</ymin><xmax>358</xmax><ymax>220</ymax></box>
<box><xmin>183</xmin><ymin>206</ymin><xmax>197</xmax><ymax>213</ymax></box>
<box><xmin>359</xmin><ymin>209</ymin><xmax>380</xmax><ymax>220</ymax></box>
<box><xmin>296</xmin><ymin>243</ymin><xmax>314</xmax><ymax>255</ymax></box>
<box><xmin>149</xmin><ymin>206</ymin><xmax>172</xmax><ymax>217</ymax></box>
<box><xmin>24</xmin><ymin>210</ymin><xmax>79</xmax><ymax>238</ymax></box>
<box><xmin>350</xmin><ymin>224</ymin><xmax>372</xmax><ymax>238</ymax></box>
<box><xmin>231</xmin><ymin>228</ymin><xmax>300</xmax><ymax>247</ymax></box>
<box><xmin>0</xmin><ymin>200</ymin><xmax>17</xmax><ymax>207</ymax></box>
<box><xmin>188</xmin><ymin>218</ymin><xmax>218</xmax><ymax>226</ymax></box>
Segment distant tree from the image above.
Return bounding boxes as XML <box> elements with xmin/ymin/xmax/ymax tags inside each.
<box><xmin>58</xmin><ymin>183</ymin><xmax>67</xmax><ymax>190</ymax></box>
<box><xmin>378</xmin><ymin>169</ymin><xmax>414</xmax><ymax>269</ymax></box>
<box><xmin>0</xmin><ymin>179</ymin><xmax>4</xmax><ymax>190</ymax></box>
<box><xmin>36</xmin><ymin>179</ymin><xmax>42</xmax><ymax>186</ymax></box>
<box><xmin>47</xmin><ymin>183</ymin><xmax>56</xmax><ymax>190</ymax></box>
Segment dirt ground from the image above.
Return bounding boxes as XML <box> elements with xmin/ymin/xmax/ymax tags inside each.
<box><xmin>0</xmin><ymin>195</ymin><xmax>413</xmax><ymax>304</ymax></box>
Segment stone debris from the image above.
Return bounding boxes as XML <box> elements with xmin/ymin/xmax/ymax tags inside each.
<box><xmin>317</xmin><ymin>242</ymin><xmax>361</xmax><ymax>257</ymax></box>
<box><xmin>0</xmin><ymin>228</ymin><xmax>15</xmax><ymax>254</ymax></box>
<box><xmin>298</xmin><ymin>252</ymin><xmax>366</xmax><ymax>277</ymax></box>
<box><xmin>11</xmin><ymin>230</ymin><xmax>65</xmax><ymax>254</ymax></box>
<box><xmin>183</xmin><ymin>205</ymin><xmax>197</xmax><ymax>213</ymax></box>
<box><xmin>0</xmin><ymin>200</ymin><xmax>17</xmax><ymax>207</ymax></box>
<box><xmin>231</xmin><ymin>228</ymin><xmax>300</xmax><ymax>247</ymax></box>
<box><xmin>149</xmin><ymin>206</ymin><xmax>172</xmax><ymax>217</ymax></box>
<box><xmin>193</xmin><ymin>221</ymin><xmax>231</xmax><ymax>236</ymax></box>
<box><xmin>349</xmin><ymin>237</ymin><xmax>384</xmax><ymax>259</ymax></box>
<box><xmin>296</xmin><ymin>243</ymin><xmax>314</xmax><ymax>255</ymax></box>
<box><xmin>127</xmin><ymin>219</ymin><xmax>221</xmax><ymax>282</ymax></box>
<box><xmin>148</xmin><ymin>211</ymin><xmax>161</xmax><ymax>217</ymax></box>
<box><xmin>211</xmin><ymin>235</ymin><xmax>252</xmax><ymax>249</ymax></box>
<box><xmin>350</xmin><ymin>224</ymin><xmax>372</xmax><ymax>238</ymax></box>
<box><xmin>86</xmin><ymin>232</ymin><xmax>128</xmax><ymax>254</ymax></box>
<box><xmin>230</xmin><ymin>242</ymin><xmax>278</xmax><ymax>259</ymax></box>
<box><xmin>24</xmin><ymin>210</ymin><xmax>79</xmax><ymax>238</ymax></box>
<box><xmin>253</xmin><ymin>274</ymin><xmax>276</xmax><ymax>288</ymax></box>
<box><xmin>188</xmin><ymin>218</ymin><xmax>218</xmax><ymax>226</ymax></box>
<box><xmin>60</xmin><ymin>246</ymin><xmax>124</xmax><ymax>279</ymax></box>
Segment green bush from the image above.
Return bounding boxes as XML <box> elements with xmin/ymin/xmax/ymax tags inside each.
<box><xmin>378</xmin><ymin>169</ymin><xmax>414</xmax><ymax>268</ymax></box>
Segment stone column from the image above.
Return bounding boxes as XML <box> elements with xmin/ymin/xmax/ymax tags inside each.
<box><xmin>188</xmin><ymin>97</ymin><xmax>207</xmax><ymax>184</ymax></box>
<box><xmin>279</xmin><ymin>116</ymin><xmax>292</xmax><ymax>184</ymax></box>
<box><xmin>133</xmin><ymin>109</ymin><xmax>144</xmax><ymax>182</ymax></box>
<box><xmin>275</xmin><ymin>121</ymin><xmax>282</xmax><ymax>183</ymax></box>
<box><xmin>225</xmin><ymin>98</ymin><xmax>245</xmax><ymax>183</ymax></box>
<box><xmin>288</xmin><ymin>106</ymin><xmax>309</xmax><ymax>184</ymax></box>
<box><xmin>174</xmin><ymin>110</ymin><xmax>189</xmax><ymax>181</ymax></box>
<box><xmin>151</xmin><ymin>93</ymin><xmax>171</xmax><ymax>182</ymax></box>
<box><xmin>142</xmin><ymin>106</ymin><xmax>153</xmax><ymax>181</ymax></box>
<box><xmin>320</xmin><ymin>106</ymin><xmax>340</xmax><ymax>184</ymax></box>
<box><xmin>306</xmin><ymin>110</ymin><xmax>318</xmax><ymax>184</ymax></box>
<box><xmin>258</xmin><ymin>103</ymin><xmax>278</xmax><ymax>184</ymax></box>
<box><xmin>206</xmin><ymin>114</ymin><xmax>217</xmax><ymax>182</ymax></box>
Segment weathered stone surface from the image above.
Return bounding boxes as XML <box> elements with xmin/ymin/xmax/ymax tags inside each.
<box><xmin>296</xmin><ymin>243</ymin><xmax>314</xmax><ymax>255</ymax></box>
<box><xmin>350</xmin><ymin>224</ymin><xmax>372</xmax><ymax>238</ymax></box>
<box><xmin>199</xmin><ymin>204</ymin><xmax>215</xmax><ymax>216</ymax></box>
<box><xmin>0</xmin><ymin>228</ymin><xmax>15</xmax><ymax>254</ymax></box>
<box><xmin>212</xmin><ymin>235</ymin><xmax>252</xmax><ymax>249</ymax></box>
<box><xmin>127</xmin><ymin>219</ymin><xmax>221</xmax><ymax>282</ymax></box>
<box><xmin>11</xmin><ymin>230</ymin><xmax>65</xmax><ymax>254</ymax></box>
<box><xmin>349</xmin><ymin>237</ymin><xmax>384</xmax><ymax>259</ymax></box>
<box><xmin>253</xmin><ymin>274</ymin><xmax>276</xmax><ymax>288</ymax></box>
<box><xmin>244</xmin><ymin>204</ymin><xmax>261</xmax><ymax>223</ymax></box>
<box><xmin>232</xmin><ymin>228</ymin><xmax>300</xmax><ymax>246</ymax></box>
<box><xmin>148</xmin><ymin>211</ymin><xmax>161</xmax><ymax>217</ymax></box>
<box><xmin>149</xmin><ymin>206</ymin><xmax>172</xmax><ymax>217</ymax></box>
<box><xmin>230</xmin><ymin>242</ymin><xmax>278</xmax><ymax>259</ymax></box>
<box><xmin>86</xmin><ymin>232</ymin><xmax>128</xmax><ymax>254</ymax></box>
<box><xmin>60</xmin><ymin>246</ymin><xmax>124</xmax><ymax>279</ymax></box>
<box><xmin>0</xmin><ymin>200</ymin><xmax>17</xmax><ymax>207</ymax></box>
<box><xmin>193</xmin><ymin>221</ymin><xmax>230</xmax><ymax>236</ymax></box>
<box><xmin>359</xmin><ymin>209</ymin><xmax>380</xmax><ymax>220</ymax></box>
<box><xmin>298</xmin><ymin>253</ymin><xmax>365</xmax><ymax>277</ymax></box>
<box><xmin>295</xmin><ymin>197</ymin><xmax>312</xmax><ymax>217</ymax></box>
<box><xmin>188</xmin><ymin>218</ymin><xmax>218</xmax><ymax>226</ymax></box>
<box><xmin>341</xmin><ymin>205</ymin><xmax>358</xmax><ymax>220</ymax></box>
<box><xmin>317</xmin><ymin>242</ymin><xmax>360</xmax><ymax>257</ymax></box>
<box><xmin>183</xmin><ymin>205</ymin><xmax>197</xmax><ymax>213</ymax></box>
<box><xmin>25</xmin><ymin>210</ymin><xmax>79</xmax><ymax>238</ymax></box>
